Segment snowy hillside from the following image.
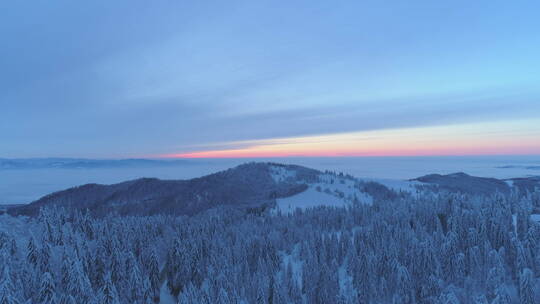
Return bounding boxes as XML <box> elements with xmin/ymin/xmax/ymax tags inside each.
<box><xmin>273</xmin><ymin>165</ymin><xmax>540</xmax><ymax>214</ymax></box>
<box><xmin>272</xmin><ymin>167</ymin><xmax>374</xmax><ymax>213</ymax></box>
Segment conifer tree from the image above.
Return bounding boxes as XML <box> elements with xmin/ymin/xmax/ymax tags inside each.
<box><xmin>0</xmin><ymin>265</ymin><xmax>20</xmax><ymax>304</ymax></box>
<box><xmin>26</xmin><ymin>238</ymin><xmax>38</xmax><ymax>267</ymax></box>
<box><xmin>519</xmin><ymin>268</ymin><xmax>534</xmax><ymax>304</ymax></box>
<box><xmin>57</xmin><ymin>294</ymin><xmax>76</xmax><ymax>304</ymax></box>
<box><xmin>396</xmin><ymin>265</ymin><xmax>414</xmax><ymax>304</ymax></box>
<box><xmin>442</xmin><ymin>290</ymin><xmax>460</xmax><ymax>304</ymax></box>
<box><xmin>145</xmin><ymin>249</ymin><xmax>161</xmax><ymax>301</ymax></box>
<box><xmin>67</xmin><ymin>261</ymin><xmax>93</xmax><ymax>302</ymax></box>
<box><xmin>97</xmin><ymin>273</ymin><xmax>120</xmax><ymax>304</ymax></box>
<box><xmin>37</xmin><ymin>272</ymin><xmax>56</xmax><ymax>304</ymax></box>
<box><xmin>39</xmin><ymin>242</ymin><xmax>52</xmax><ymax>273</ymax></box>
<box><xmin>492</xmin><ymin>286</ymin><xmax>512</xmax><ymax>304</ymax></box>
<box><xmin>486</xmin><ymin>266</ymin><xmax>504</xmax><ymax>300</ymax></box>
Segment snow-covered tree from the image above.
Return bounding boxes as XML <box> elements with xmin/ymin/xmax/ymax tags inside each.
<box><xmin>519</xmin><ymin>268</ymin><xmax>534</xmax><ymax>304</ymax></box>
<box><xmin>97</xmin><ymin>273</ymin><xmax>120</xmax><ymax>304</ymax></box>
<box><xmin>37</xmin><ymin>272</ymin><xmax>56</xmax><ymax>304</ymax></box>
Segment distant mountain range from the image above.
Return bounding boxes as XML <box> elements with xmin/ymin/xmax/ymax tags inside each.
<box><xmin>0</xmin><ymin>158</ymin><xmax>189</xmax><ymax>169</ymax></box>
<box><xmin>8</xmin><ymin>163</ymin><xmax>319</xmax><ymax>216</ymax></box>
<box><xmin>412</xmin><ymin>172</ymin><xmax>511</xmax><ymax>195</ymax></box>
<box><xmin>496</xmin><ymin>165</ymin><xmax>540</xmax><ymax>170</ymax></box>
<box><xmin>7</xmin><ymin>162</ymin><xmax>540</xmax><ymax>217</ymax></box>
<box><xmin>412</xmin><ymin>172</ymin><xmax>540</xmax><ymax>195</ymax></box>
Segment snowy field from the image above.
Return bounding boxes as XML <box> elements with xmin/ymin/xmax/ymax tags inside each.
<box><xmin>276</xmin><ymin>187</ymin><xmax>359</xmax><ymax>214</ymax></box>
<box><xmin>1</xmin><ymin>156</ymin><xmax>539</xmax><ymax>204</ymax></box>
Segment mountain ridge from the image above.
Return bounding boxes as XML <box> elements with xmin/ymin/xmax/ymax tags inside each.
<box><xmin>7</xmin><ymin>163</ymin><xmax>320</xmax><ymax>217</ymax></box>
<box><xmin>0</xmin><ymin>158</ymin><xmax>190</xmax><ymax>169</ymax></box>
<box><xmin>9</xmin><ymin>163</ymin><xmax>540</xmax><ymax>217</ymax></box>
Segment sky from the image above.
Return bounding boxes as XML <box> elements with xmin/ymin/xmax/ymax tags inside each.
<box><xmin>2</xmin><ymin>0</ymin><xmax>540</xmax><ymax>158</ymax></box>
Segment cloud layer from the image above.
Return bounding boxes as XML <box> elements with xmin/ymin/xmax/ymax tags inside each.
<box><xmin>2</xmin><ymin>0</ymin><xmax>540</xmax><ymax>157</ymax></box>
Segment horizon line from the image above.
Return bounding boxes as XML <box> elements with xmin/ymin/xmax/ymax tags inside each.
<box><xmin>160</xmin><ymin>153</ymin><xmax>540</xmax><ymax>159</ymax></box>
<box><xmin>3</xmin><ymin>153</ymin><xmax>540</xmax><ymax>160</ymax></box>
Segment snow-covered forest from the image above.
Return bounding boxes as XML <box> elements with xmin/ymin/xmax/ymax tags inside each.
<box><xmin>1</xmin><ymin>186</ymin><xmax>540</xmax><ymax>303</ymax></box>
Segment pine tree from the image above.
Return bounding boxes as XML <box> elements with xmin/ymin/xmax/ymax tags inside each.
<box><xmin>145</xmin><ymin>249</ymin><xmax>161</xmax><ymax>302</ymax></box>
<box><xmin>37</xmin><ymin>272</ymin><xmax>56</xmax><ymax>304</ymax></box>
<box><xmin>0</xmin><ymin>265</ymin><xmax>20</xmax><ymax>304</ymax></box>
<box><xmin>60</xmin><ymin>254</ymin><xmax>72</xmax><ymax>291</ymax></box>
<box><xmin>97</xmin><ymin>273</ymin><xmax>120</xmax><ymax>304</ymax></box>
<box><xmin>81</xmin><ymin>210</ymin><xmax>94</xmax><ymax>240</ymax></box>
<box><xmin>340</xmin><ymin>278</ymin><xmax>358</xmax><ymax>304</ymax></box>
<box><xmin>178</xmin><ymin>283</ymin><xmax>201</xmax><ymax>304</ymax></box>
<box><xmin>492</xmin><ymin>286</ymin><xmax>512</xmax><ymax>304</ymax></box>
<box><xmin>466</xmin><ymin>246</ymin><xmax>481</xmax><ymax>280</ymax></box>
<box><xmin>519</xmin><ymin>268</ymin><xmax>534</xmax><ymax>304</ymax></box>
<box><xmin>486</xmin><ymin>266</ymin><xmax>504</xmax><ymax>300</ymax></box>
<box><xmin>39</xmin><ymin>242</ymin><xmax>51</xmax><ymax>273</ymax></box>
<box><xmin>19</xmin><ymin>263</ymin><xmax>37</xmax><ymax>301</ymax></box>
<box><xmin>440</xmin><ymin>290</ymin><xmax>459</xmax><ymax>304</ymax></box>
<box><xmin>8</xmin><ymin>240</ymin><xmax>17</xmax><ymax>257</ymax></box>
<box><xmin>419</xmin><ymin>275</ymin><xmax>442</xmax><ymax>303</ymax></box>
<box><xmin>166</xmin><ymin>241</ymin><xmax>182</xmax><ymax>294</ymax></box>
<box><xmin>516</xmin><ymin>209</ymin><xmax>529</xmax><ymax>241</ymax></box>
<box><xmin>451</xmin><ymin>253</ymin><xmax>465</xmax><ymax>286</ymax></box>
<box><xmin>26</xmin><ymin>238</ymin><xmax>38</xmax><ymax>267</ymax></box>
<box><xmin>140</xmin><ymin>277</ymin><xmax>154</xmax><ymax>304</ymax></box>
<box><xmin>91</xmin><ymin>249</ymin><xmax>106</xmax><ymax>290</ymax></box>
<box><xmin>473</xmin><ymin>294</ymin><xmax>488</xmax><ymax>304</ymax></box>
<box><xmin>108</xmin><ymin>250</ymin><xmax>124</xmax><ymax>290</ymax></box>
<box><xmin>216</xmin><ymin>287</ymin><xmax>230</xmax><ymax>304</ymax></box>
<box><xmin>396</xmin><ymin>265</ymin><xmax>414</xmax><ymax>304</ymax></box>
<box><xmin>127</xmin><ymin>256</ymin><xmax>146</xmax><ymax>304</ymax></box>
<box><xmin>57</xmin><ymin>294</ymin><xmax>76</xmax><ymax>304</ymax></box>
<box><xmin>67</xmin><ymin>261</ymin><xmax>93</xmax><ymax>302</ymax></box>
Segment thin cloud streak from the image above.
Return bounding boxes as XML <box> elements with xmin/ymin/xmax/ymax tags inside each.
<box><xmin>162</xmin><ymin>119</ymin><xmax>540</xmax><ymax>158</ymax></box>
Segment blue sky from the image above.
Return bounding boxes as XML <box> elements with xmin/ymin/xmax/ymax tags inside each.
<box><xmin>2</xmin><ymin>0</ymin><xmax>540</xmax><ymax>158</ymax></box>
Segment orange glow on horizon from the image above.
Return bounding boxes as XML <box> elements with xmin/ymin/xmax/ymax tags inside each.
<box><xmin>162</xmin><ymin>147</ymin><xmax>540</xmax><ymax>159</ymax></box>
<box><xmin>158</xmin><ymin>120</ymin><xmax>540</xmax><ymax>159</ymax></box>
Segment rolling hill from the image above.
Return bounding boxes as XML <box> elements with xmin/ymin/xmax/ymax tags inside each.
<box><xmin>9</xmin><ymin>162</ymin><xmax>540</xmax><ymax>218</ymax></box>
<box><xmin>8</xmin><ymin>163</ymin><xmax>323</xmax><ymax>217</ymax></box>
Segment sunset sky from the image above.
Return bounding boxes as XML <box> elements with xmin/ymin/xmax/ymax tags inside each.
<box><xmin>2</xmin><ymin>0</ymin><xmax>540</xmax><ymax>158</ymax></box>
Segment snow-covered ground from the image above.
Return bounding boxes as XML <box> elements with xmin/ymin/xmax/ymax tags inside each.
<box><xmin>275</xmin><ymin>170</ymin><xmax>374</xmax><ymax>214</ymax></box>
<box><xmin>269</xmin><ymin>165</ymin><xmax>298</xmax><ymax>183</ymax></box>
<box><xmin>160</xmin><ymin>281</ymin><xmax>176</xmax><ymax>304</ymax></box>
<box><xmin>276</xmin><ymin>187</ymin><xmax>349</xmax><ymax>213</ymax></box>
<box><xmin>360</xmin><ymin>177</ymin><xmax>424</xmax><ymax>193</ymax></box>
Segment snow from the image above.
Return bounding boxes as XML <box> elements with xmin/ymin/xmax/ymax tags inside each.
<box><xmin>338</xmin><ymin>262</ymin><xmax>354</xmax><ymax>297</ymax></box>
<box><xmin>159</xmin><ymin>281</ymin><xmax>176</xmax><ymax>304</ymax></box>
<box><xmin>269</xmin><ymin>165</ymin><xmax>297</xmax><ymax>183</ymax></box>
<box><xmin>275</xmin><ymin>172</ymin><xmax>373</xmax><ymax>214</ymax></box>
<box><xmin>0</xmin><ymin>214</ymin><xmax>31</xmax><ymax>246</ymax></box>
<box><xmin>315</xmin><ymin>174</ymin><xmax>373</xmax><ymax>204</ymax></box>
<box><xmin>361</xmin><ymin>178</ymin><xmax>423</xmax><ymax>193</ymax></box>
<box><xmin>280</xmin><ymin>247</ymin><xmax>303</xmax><ymax>287</ymax></box>
<box><xmin>276</xmin><ymin>187</ymin><xmax>348</xmax><ymax>213</ymax></box>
